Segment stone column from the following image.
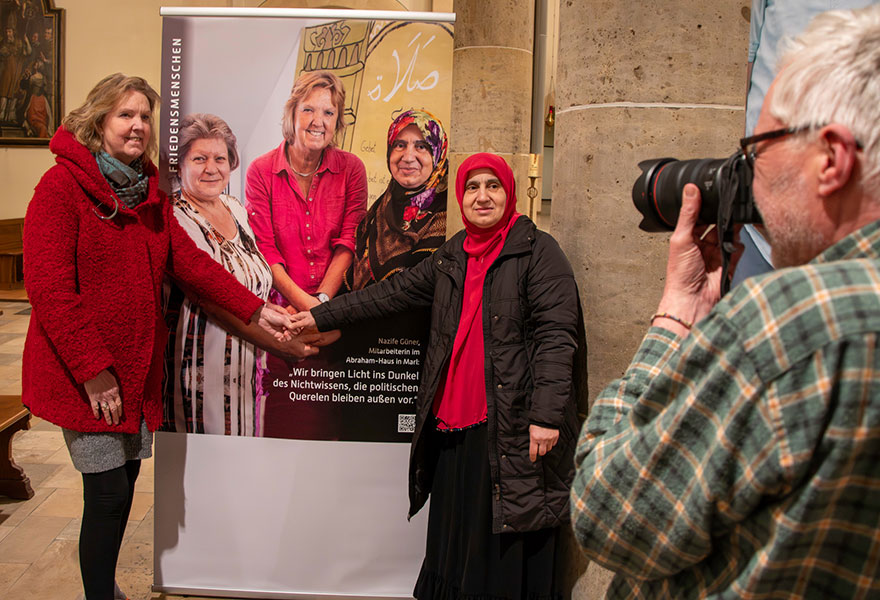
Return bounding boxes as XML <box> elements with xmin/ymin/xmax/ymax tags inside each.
<box><xmin>447</xmin><ymin>0</ymin><xmax>536</xmax><ymax>235</ymax></box>
<box><xmin>551</xmin><ymin>2</ymin><xmax>750</xmax><ymax>598</ymax></box>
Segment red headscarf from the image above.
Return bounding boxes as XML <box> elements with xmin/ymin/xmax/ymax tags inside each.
<box><xmin>433</xmin><ymin>153</ymin><xmax>522</xmax><ymax>429</ymax></box>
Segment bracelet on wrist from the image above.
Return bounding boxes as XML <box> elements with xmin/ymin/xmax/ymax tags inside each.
<box><xmin>650</xmin><ymin>312</ymin><xmax>693</xmax><ymax>330</ymax></box>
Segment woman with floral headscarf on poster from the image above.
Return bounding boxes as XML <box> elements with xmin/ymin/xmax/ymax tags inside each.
<box><xmin>345</xmin><ymin>109</ymin><xmax>448</xmax><ymax>290</ymax></box>
<box><xmin>290</xmin><ymin>153</ymin><xmax>585</xmax><ymax>600</ymax></box>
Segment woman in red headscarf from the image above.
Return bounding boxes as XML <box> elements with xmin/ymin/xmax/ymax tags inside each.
<box><xmin>291</xmin><ymin>153</ymin><xmax>584</xmax><ymax>600</ymax></box>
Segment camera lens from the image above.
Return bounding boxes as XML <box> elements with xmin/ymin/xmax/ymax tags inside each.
<box><xmin>632</xmin><ymin>157</ymin><xmax>726</xmax><ymax>231</ymax></box>
<box><xmin>631</xmin><ymin>153</ymin><xmax>760</xmax><ymax>232</ymax></box>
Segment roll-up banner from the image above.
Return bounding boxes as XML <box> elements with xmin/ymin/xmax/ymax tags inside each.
<box><xmin>155</xmin><ymin>8</ymin><xmax>454</xmax><ymax>598</ymax></box>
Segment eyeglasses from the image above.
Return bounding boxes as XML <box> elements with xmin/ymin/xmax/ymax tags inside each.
<box><xmin>740</xmin><ymin>124</ymin><xmax>864</xmax><ymax>170</ymax></box>
<box><xmin>739</xmin><ymin>125</ymin><xmax>813</xmax><ymax>169</ymax></box>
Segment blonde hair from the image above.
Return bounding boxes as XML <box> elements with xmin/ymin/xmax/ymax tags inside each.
<box><xmin>62</xmin><ymin>73</ymin><xmax>161</xmax><ymax>160</ymax></box>
<box><xmin>280</xmin><ymin>70</ymin><xmax>346</xmax><ymax>146</ymax></box>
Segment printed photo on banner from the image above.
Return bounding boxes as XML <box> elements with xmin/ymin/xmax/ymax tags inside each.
<box><xmin>159</xmin><ymin>15</ymin><xmax>453</xmax><ymax>442</ymax></box>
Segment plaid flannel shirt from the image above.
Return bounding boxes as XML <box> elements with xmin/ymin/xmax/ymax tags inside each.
<box><xmin>572</xmin><ymin>220</ymin><xmax>880</xmax><ymax>599</ymax></box>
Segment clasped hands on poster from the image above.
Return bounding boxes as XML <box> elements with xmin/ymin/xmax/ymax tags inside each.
<box><xmin>288</xmin><ymin>309</ymin><xmax>324</xmax><ymax>337</ymax></box>
<box><xmin>274</xmin><ymin>302</ymin><xmax>340</xmax><ymax>358</ymax></box>
<box><xmin>255</xmin><ymin>302</ymin><xmax>297</xmax><ymax>340</ymax></box>
<box><xmin>184</xmin><ymin>291</ymin><xmax>334</xmax><ymax>362</ymax></box>
<box><xmin>203</xmin><ymin>299</ymin><xmax>336</xmax><ymax>361</ymax></box>
<box><xmin>259</xmin><ymin>302</ymin><xmax>343</xmax><ymax>359</ymax></box>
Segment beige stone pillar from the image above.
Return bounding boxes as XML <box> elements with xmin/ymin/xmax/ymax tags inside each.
<box><xmin>447</xmin><ymin>0</ymin><xmax>536</xmax><ymax>235</ymax></box>
<box><xmin>551</xmin><ymin>2</ymin><xmax>750</xmax><ymax>598</ymax></box>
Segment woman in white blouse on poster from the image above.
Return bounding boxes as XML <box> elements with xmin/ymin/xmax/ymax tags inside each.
<box><xmin>163</xmin><ymin>113</ymin><xmax>327</xmax><ymax>436</ymax></box>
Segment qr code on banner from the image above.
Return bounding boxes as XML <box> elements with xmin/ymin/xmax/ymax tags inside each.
<box><xmin>398</xmin><ymin>414</ymin><xmax>416</xmax><ymax>433</ymax></box>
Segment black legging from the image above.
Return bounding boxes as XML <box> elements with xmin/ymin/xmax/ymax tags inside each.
<box><xmin>79</xmin><ymin>460</ymin><xmax>140</xmax><ymax>600</ymax></box>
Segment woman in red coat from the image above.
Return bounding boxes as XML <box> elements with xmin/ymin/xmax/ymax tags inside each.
<box><xmin>22</xmin><ymin>73</ymin><xmax>294</xmax><ymax>600</ymax></box>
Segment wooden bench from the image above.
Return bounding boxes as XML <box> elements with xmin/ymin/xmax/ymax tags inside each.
<box><xmin>0</xmin><ymin>395</ymin><xmax>34</xmax><ymax>499</ymax></box>
<box><xmin>0</xmin><ymin>218</ymin><xmax>24</xmax><ymax>290</ymax></box>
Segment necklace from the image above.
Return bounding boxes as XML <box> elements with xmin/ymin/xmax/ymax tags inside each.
<box><xmin>290</xmin><ymin>150</ymin><xmax>323</xmax><ymax>178</ymax></box>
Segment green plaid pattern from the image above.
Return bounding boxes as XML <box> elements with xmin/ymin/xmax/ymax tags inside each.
<box><xmin>572</xmin><ymin>220</ymin><xmax>880</xmax><ymax>599</ymax></box>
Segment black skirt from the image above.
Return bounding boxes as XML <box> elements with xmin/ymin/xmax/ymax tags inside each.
<box><xmin>413</xmin><ymin>423</ymin><xmax>562</xmax><ymax>600</ymax></box>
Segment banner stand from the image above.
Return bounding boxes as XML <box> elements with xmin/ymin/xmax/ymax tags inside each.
<box><xmin>156</xmin><ymin>8</ymin><xmax>453</xmax><ymax>597</ymax></box>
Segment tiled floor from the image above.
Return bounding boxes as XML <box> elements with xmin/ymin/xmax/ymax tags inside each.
<box><xmin>0</xmin><ymin>302</ymin><xmax>223</xmax><ymax>600</ymax></box>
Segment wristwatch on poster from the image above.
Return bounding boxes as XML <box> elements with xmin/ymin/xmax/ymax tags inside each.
<box><xmin>316</xmin><ymin>293</ymin><xmax>330</xmax><ymax>303</ymax></box>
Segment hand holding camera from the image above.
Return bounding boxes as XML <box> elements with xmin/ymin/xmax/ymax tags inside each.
<box><xmin>652</xmin><ymin>184</ymin><xmax>743</xmax><ymax>336</ymax></box>
<box><xmin>633</xmin><ymin>150</ymin><xmax>755</xmax><ymax>299</ymax></box>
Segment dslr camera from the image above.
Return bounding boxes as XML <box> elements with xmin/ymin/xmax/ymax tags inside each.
<box><xmin>631</xmin><ymin>151</ymin><xmax>763</xmax><ymax>292</ymax></box>
<box><xmin>632</xmin><ymin>151</ymin><xmax>761</xmax><ymax>232</ymax></box>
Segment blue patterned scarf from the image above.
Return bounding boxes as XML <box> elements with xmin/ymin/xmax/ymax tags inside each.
<box><xmin>94</xmin><ymin>151</ymin><xmax>149</xmax><ymax>209</ymax></box>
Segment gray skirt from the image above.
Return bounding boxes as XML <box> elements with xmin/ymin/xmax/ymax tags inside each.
<box><xmin>62</xmin><ymin>418</ymin><xmax>153</xmax><ymax>474</ymax></box>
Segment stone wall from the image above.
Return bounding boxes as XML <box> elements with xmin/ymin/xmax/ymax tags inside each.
<box><xmin>448</xmin><ymin>0</ymin><xmax>536</xmax><ymax>235</ymax></box>
<box><xmin>551</xmin><ymin>2</ymin><xmax>750</xmax><ymax>597</ymax></box>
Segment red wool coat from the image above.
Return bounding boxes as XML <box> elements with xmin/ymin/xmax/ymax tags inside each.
<box><xmin>22</xmin><ymin>127</ymin><xmax>264</xmax><ymax>433</ymax></box>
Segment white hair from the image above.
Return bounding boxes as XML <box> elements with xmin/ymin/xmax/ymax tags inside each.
<box><xmin>770</xmin><ymin>5</ymin><xmax>880</xmax><ymax>190</ymax></box>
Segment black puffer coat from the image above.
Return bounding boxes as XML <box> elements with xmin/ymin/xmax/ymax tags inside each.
<box><xmin>313</xmin><ymin>215</ymin><xmax>584</xmax><ymax>534</ymax></box>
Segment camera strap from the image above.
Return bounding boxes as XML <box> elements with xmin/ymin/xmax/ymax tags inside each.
<box><xmin>717</xmin><ymin>154</ymin><xmax>742</xmax><ymax>296</ymax></box>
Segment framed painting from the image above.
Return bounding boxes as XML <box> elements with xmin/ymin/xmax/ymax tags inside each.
<box><xmin>0</xmin><ymin>0</ymin><xmax>63</xmax><ymax>146</ymax></box>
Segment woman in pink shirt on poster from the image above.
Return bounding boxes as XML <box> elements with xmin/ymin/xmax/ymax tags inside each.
<box><xmin>246</xmin><ymin>70</ymin><xmax>367</xmax><ymax>311</ymax></box>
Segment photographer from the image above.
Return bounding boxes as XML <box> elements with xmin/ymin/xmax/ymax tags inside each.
<box><xmin>733</xmin><ymin>0</ymin><xmax>879</xmax><ymax>288</ymax></box>
<box><xmin>571</xmin><ymin>6</ymin><xmax>880</xmax><ymax>598</ymax></box>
